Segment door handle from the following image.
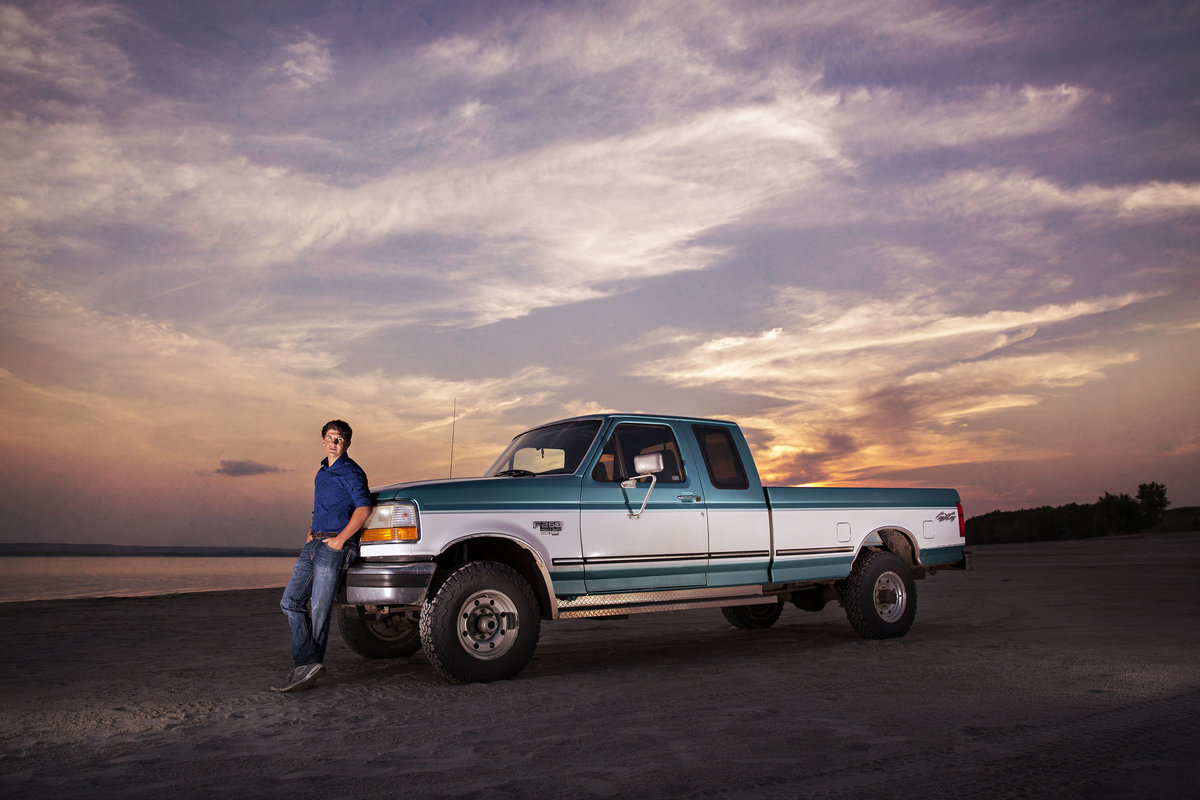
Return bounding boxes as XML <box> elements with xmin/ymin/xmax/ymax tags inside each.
<box><xmin>677</xmin><ymin>493</ymin><xmax>702</xmax><ymax>503</ymax></box>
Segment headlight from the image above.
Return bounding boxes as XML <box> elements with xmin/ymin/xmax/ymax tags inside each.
<box><xmin>361</xmin><ymin>502</ymin><xmax>419</xmax><ymax>543</ymax></box>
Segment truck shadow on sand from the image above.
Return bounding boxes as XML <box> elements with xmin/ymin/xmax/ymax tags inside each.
<box><xmin>339</xmin><ymin>609</ymin><xmax>882</xmax><ymax>686</ymax></box>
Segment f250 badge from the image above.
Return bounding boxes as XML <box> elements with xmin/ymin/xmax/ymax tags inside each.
<box><xmin>935</xmin><ymin>511</ymin><xmax>957</xmax><ymax>523</ymax></box>
<box><xmin>533</xmin><ymin>521</ymin><xmax>563</xmax><ymax>535</ymax></box>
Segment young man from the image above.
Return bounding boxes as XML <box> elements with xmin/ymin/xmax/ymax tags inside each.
<box><xmin>274</xmin><ymin>419</ymin><xmax>372</xmax><ymax>692</ymax></box>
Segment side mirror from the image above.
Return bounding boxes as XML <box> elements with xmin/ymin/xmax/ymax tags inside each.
<box><xmin>622</xmin><ymin>452</ymin><xmax>664</xmax><ymax>518</ymax></box>
<box><xmin>633</xmin><ymin>453</ymin><xmax>664</xmax><ymax>477</ymax></box>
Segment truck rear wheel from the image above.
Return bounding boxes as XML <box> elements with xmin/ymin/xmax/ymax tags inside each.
<box><xmin>721</xmin><ymin>601</ymin><xmax>784</xmax><ymax>629</ymax></box>
<box><xmin>337</xmin><ymin>606</ymin><xmax>422</xmax><ymax>659</ymax></box>
<box><xmin>840</xmin><ymin>550</ymin><xmax>917</xmax><ymax>639</ymax></box>
<box><xmin>419</xmin><ymin>561</ymin><xmax>541</xmax><ymax>684</ymax></box>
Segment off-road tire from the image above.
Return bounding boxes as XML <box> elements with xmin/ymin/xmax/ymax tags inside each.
<box><xmin>721</xmin><ymin>601</ymin><xmax>784</xmax><ymax>629</ymax></box>
<box><xmin>419</xmin><ymin>561</ymin><xmax>541</xmax><ymax>684</ymax></box>
<box><xmin>840</xmin><ymin>549</ymin><xmax>917</xmax><ymax>639</ymax></box>
<box><xmin>337</xmin><ymin>606</ymin><xmax>422</xmax><ymax>659</ymax></box>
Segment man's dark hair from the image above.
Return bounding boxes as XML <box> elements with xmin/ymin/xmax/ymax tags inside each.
<box><xmin>321</xmin><ymin>419</ymin><xmax>353</xmax><ymax>442</ymax></box>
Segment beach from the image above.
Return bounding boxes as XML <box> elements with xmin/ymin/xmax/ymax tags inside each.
<box><xmin>0</xmin><ymin>555</ymin><xmax>297</xmax><ymax>603</ymax></box>
<box><xmin>1</xmin><ymin>532</ymin><xmax>1197</xmax><ymax>799</ymax></box>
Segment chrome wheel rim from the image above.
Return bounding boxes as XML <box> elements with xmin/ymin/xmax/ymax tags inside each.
<box><xmin>457</xmin><ymin>589</ymin><xmax>519</xmax><ymax>660</ymax></box>
<box><xmin>873</xmin><ymin>571</ymin><xmax>907</xmax><ymax>623</ymax></box>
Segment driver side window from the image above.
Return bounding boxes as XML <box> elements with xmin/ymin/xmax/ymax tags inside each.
<box><xmin>590</xmin><ymin>423</ymin><xmax>685</xmax><ymax>483</ymax></box>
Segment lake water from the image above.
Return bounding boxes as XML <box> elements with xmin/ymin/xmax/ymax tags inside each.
<box><xmin>0</xmin><ymin>557</ymin><xmax>298</xmax><ymax>603</ymax></box>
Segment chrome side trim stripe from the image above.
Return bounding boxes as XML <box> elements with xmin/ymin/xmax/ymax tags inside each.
<box><xmin>775</xmin><ymin>547</ymin><xmax>855</xmax><ymax>557</ymax></box>
<box><xmin>552</xmin><ymin>548</ymin><xmax>835</xmax><ymax>567</ymax></box>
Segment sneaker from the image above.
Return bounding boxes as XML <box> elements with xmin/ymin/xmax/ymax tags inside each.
<box><xmin>271</xmin><ymin>662</ymin><xmax>325</xmax><ymax>692</ymax></box>
<box><xmin>271</xmin><ymin>666</ymin><xmax>302</xmax><ymax>692</ymax></box>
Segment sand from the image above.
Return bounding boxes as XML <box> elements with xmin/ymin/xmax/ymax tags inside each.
<box><xmin>1</xmin><ymin>531</ymin><xmax>1197</xmax><ymax>799</ymax></box>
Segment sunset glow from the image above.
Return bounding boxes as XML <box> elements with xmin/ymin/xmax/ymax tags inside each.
<box><xmin>1</xmin><ymin>0</ymin><xmax>1197</xmax><ymax>547</ymax></box>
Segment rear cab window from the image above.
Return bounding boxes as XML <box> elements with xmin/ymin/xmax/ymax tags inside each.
<box><xmin>692</xmin><ymin>424</ymin><xmax>749</xmax><ymax>490</ymax></box>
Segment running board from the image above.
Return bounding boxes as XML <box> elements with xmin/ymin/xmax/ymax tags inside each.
<box><xmin>556</xmin><ymin>585</ymin><xmax>772</xmax><ymax>619</ymax></box>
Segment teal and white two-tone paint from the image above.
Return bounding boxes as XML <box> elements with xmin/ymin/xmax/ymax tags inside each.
<box><xmin>363</xmin><ymin>475</ymin><xmax>583</xmax><ymax>595</ymax></box>
<box><xmin>354</xmin><ymin>413</ymin><xmax>964</xmax><ymax>606</ymax></box>
<box><xmin>344</xmin><ymin>412</ymin><xmax>968</xmax><ymax>683</ymax></box>
<box><xmin>765</xmin><ymin>491</ymin><xmax>964</xmax><ymax>584</ymax></box>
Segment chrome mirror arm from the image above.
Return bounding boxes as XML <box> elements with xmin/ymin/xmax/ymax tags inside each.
<box><xmin>621</xmin><ymin>452</ymin><xmax>664</xmax><ymax>519</ymax></box>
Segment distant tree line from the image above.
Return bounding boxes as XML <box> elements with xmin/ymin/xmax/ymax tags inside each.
<box><xmin>965</xmin><ymin>482</ymin><xmax>1170</xmax><ymax>545</ymax></box>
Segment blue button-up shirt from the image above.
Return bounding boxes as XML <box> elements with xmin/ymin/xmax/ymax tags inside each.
<box><xmin>311</xmin><ymin>455</ymin><xmax>372</xmax><ymax>534</ymax></box>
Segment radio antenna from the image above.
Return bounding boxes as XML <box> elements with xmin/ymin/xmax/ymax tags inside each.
<box><xmin>449</xmin><ymin>397</ymin><xmax>457</xmax><ymax>478</ymax></box>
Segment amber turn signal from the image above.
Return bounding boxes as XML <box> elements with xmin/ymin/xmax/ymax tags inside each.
<box><xmin>362</xmin><ymin>526</ymin><xmax>419</xmax><ymax>543</ymax></box>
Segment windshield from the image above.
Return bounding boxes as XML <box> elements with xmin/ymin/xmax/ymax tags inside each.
<box><xmin>484</xmin><ymin>419</ymin><xmax>603</xmax><ymax>477</ymax></box>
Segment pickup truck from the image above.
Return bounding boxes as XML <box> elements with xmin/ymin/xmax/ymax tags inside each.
<box><xmin>338</xmin><ymin>413</ymin><xmax>966</xmax><ymax>683</ymax></box>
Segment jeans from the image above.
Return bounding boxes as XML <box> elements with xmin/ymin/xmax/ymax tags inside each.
<box><xmin>280</xmin><ymin>538</ymin><xmax>348</xmax><ymax>667</ymax></box>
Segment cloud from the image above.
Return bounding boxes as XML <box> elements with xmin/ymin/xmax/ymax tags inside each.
<box><xmin>908</xmin><ymin>171</ymin><xmax>1200</xmax><ymax>222</ymax></box>
<box><xmin>0</xmin><ymin>3</ymin><xmax>136</xmax><ymax>97</ymax></box>
<box><xmin>274</xmin><ymin>33</ymin><xmax>333</xmax><ymax>89</ymax></box>
<box><xmin>0</xmin><ymin>279</ymin><xmax>571</xmax><ymax>477</ymax></box>
<box><xmin>6</xmin><ymin>0</ymin><xmax>1171</xmax><ymax>351</ymax></box>
<box><xmin>836</xmin><ymin>84</ymin><xmax>1092</xmax><ymax>151</ymax></box>
<box><xmin>634</xmin><ymin>289</ymin><xmax>1161</xmax><ymax>484</ymax></box>
<box><xmin>1</xmin><ymin>88</ymin><xmax>852</xmax><ymax>334</ymax></box>
<box><xmin>213</xmin><ymin>460</ymin><xmax>285</xmax><ymax>477</ymax></box>
<box><xmin>1120</xmin><ymin>182</ymin><xmax>1200</xmax><ymax>215</ymax></box>
<box><xmin>640</xmin><ymin>290</ymin><xmax>1158</xmax><ymax>386</ymax></box>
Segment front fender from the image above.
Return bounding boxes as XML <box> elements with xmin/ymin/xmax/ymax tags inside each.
<box><xmin>436</xmin><ymin>533</ymin><xmax>559</xmax><ymax>619</ymax></box>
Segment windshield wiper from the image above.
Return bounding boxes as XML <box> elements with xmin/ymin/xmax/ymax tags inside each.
<box><xmin>494</xmin><ymin>469</ymin><xmax>536</xmax><ymax>477</ymax></box>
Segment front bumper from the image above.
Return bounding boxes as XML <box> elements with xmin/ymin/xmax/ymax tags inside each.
<box><xmin>345</xmin><ymin>561</ymin><xmax>437</xmax><ymax>606</ymax></box>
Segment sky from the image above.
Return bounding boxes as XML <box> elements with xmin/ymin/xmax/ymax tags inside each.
<box><xmin>1</xmin><ymin>0</ymin><xmax>1197</xmax><ymax>548</ymax></box>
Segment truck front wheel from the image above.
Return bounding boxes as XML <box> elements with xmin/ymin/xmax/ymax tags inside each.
<box><xmin>840</xmin><ymin>550</ymin><xmax>917</xmax><ymax>639</ymax></box>
<box><xmin>419</xmin><ymin>561</ymin><xmax>541</xmax><ymax>683</ymax></box>
<box><xmin>337</xmin><ymin>606</ymin><xmax>422</xmax><ymax>659</ymax></box>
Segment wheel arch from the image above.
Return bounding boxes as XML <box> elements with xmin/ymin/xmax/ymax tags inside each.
<box><xmin>850</xmin><ymin>526</ymin><xmax>923</xmax><ymax>577</ymax></box>
<box><xmin>432</xmin><ymin>533</ymin><xmax>555</xmax><ymax>620</ymax></box>
<box><xmin>875</xmin><ymin>527</ymin><xmax>918</xmax><ymax>568</ymax></box>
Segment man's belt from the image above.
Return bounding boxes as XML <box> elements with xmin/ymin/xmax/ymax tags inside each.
<box><xmin>312</xmin><ymin>531</ymin><xmax>338</xmax><ymax>539</ymax></box>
